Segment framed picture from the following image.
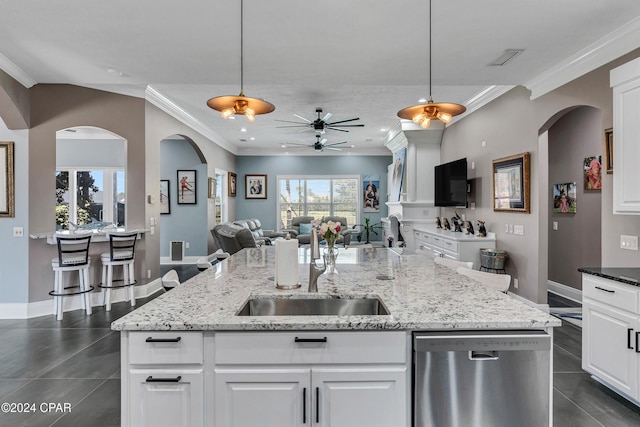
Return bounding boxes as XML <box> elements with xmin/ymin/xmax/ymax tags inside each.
<box><xmin>584</xmin><ymin>156</ymin><xmax>602</xmax><ymax>191</ymax></box>
<box><xmin>604</xmin><ymin>128</ymin><xmax>613</xmax><ymax>174</ymax></box>
<box><xmin>208</xmin><ymin>177</ymin><xmax>216</xmax><ymax>199</ymax></box>
<box><xmin>160</xmin><ymin>179</ymin><xmax>170</xmax><ymax>214</ymax></box>
<box><xmin>228</xmin><ymin>172</ymin><xmax>237</xmax><ymax>197</ymax></box>
<box><xmin>0</xmin><ymin>141</ymin><xmax>15</xmax><ymax>218</ymax></box>
<box><xmin>363</xmin><ymin>175</ymin><xmax>380</xmax><ymax>212</ymax></box>
<box><xmin>177</xmin><ymin>170</ymin><xmax>197</xmax><ymax>204</ymax></box>
<box><xmin>245</xmin><ymin>174</ymin><xmax>267</xmax><ymax>199</ymax></box>
<box><xmin>492</xmin><ymin>152</ymin><xmax>530</xmax><ymax>213</ymax></box>
<box><xmin>553</xmin><ymin>182</ymin><xmax>577</xmax><ymax>214</ymax></box>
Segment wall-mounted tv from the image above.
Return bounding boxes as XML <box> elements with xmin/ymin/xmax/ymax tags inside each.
<box><xmin>434</xmin><ymin>158</ymin><xmax>468</xmax><ymax>207</ymax></box>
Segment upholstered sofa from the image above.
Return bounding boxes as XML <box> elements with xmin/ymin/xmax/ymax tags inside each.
<box><xmin>211</xmin><ymin>223</ymin><xmax>258</xmax><ymax>255</ymax></box>
<box><xmin>283</xmin><ymin>215</ymin><xmax>353</xmax><ymax>246</ymax></box>
<box><xmin>233</xmin><ymin>218</ymin><xmax>286</xmax><ymax>245</ymax></box>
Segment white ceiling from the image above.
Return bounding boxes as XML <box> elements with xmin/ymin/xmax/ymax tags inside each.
<box><xmin>2</xmin><ymin>0</ymin><xmax>640</xmax><ymax>155</ymax></box>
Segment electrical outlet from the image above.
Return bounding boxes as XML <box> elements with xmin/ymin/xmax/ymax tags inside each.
<box><xmin>504</xmin><ymin>224</ymin><xmax>509</xmax><ymax>233</ymax></box>
<box><xmin>185</xmin><ymin>242</ymin><xmax>190</xmax><ymax>249</ymax></box>
<box><xmin>481</xmin><ymin>140</ymin><xmax>487</xmax><ymax>147</ymax></box>
<box><xmin>471</xmin><ymin>161</ymin><xmax>475</xmax><ymax>170</ymax></box>
<box><xmin>553</xmin><ymin>221</ymin><xmax>558</xmax><ymax>231</ymax></box>
<box><xmin>513</xmin><ymin>278</ymin><xmax>519</xmax><ymax>289</ymax></box>
<box><xmin>508</xmin><ymin>224</ymin><xmax>513</xmax><ymax>234</ymax></box>
<box><xmin>147</xmin><ymin>269</ymin><xmax>151</xmax><ymax>279</ymax></box>
<box><xmin>13</xmin><ymin>227</ymin><xmax>23</xmax><ymax>237</ymax></box>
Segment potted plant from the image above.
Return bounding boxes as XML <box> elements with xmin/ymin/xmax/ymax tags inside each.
<box><xmin>352</xmin><ymin>217</ymin><xmax>382</xmax><ymax>244</ymax></box>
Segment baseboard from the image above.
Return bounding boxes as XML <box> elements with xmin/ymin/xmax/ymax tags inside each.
<box><xmin>160</xmin><ymin>256</ymin><xmax>202</xmax><ymax>265</ymax></box>
<box><xmin>507</xmin><ymin>291</ymin><xmax>550</xmax><ymax>312</ymax></box>
<box><xmin>0</xmin><ymin>279</ymin><xmax>163</xmax><ymax>319</ymax></box>
<box><xmin>548</xmin><ymin>280</ymin><xmax>582</xmax><ymax>304</ymax></box>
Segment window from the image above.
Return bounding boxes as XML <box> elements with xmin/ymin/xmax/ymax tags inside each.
<box><xmin>214</xmin><ymin>170</ymin><xmax>227</xmax><ymax>224</ymax></box>
<box><xmin>55</xmin><ymin>168</ymin><xmax>125</xmax><ymax>230</ymax></box>
<box><xmin>277</xmin><ymin>176</ymin><xmax>360</xmax><ymax>229</ymax></box>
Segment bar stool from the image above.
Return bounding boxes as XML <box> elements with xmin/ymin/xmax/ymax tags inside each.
<box><xmin>100</xmin><ymin>230</ymin><xmax>139</xmax><ymax>311</ymax></box>
<box><xmin>50</xmin><ymin>233</ymin><xmax>94</xmax><ymax>321</ymax></box>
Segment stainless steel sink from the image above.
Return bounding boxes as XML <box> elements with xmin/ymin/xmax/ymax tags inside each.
<box><xmin>236</xmin><ymin>296</ymin><xmax>390</xmax><ymax>316</ymax></box>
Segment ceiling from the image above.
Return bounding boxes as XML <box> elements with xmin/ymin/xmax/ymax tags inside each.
<box><xmin>2</xmin><ymin>0</ymin><xmax>640</xmax><ymax>155</ymax></box>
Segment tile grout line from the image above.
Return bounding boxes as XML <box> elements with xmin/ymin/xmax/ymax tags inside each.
<box><xmin>553</xmin><ymin>383</ymin><xmax>606</xmax><ymax>427</ymax></box>
<box><xmin>48</xmin><ymin>378</ymin><xmax>110</xmax><ymax>427</ymax></box>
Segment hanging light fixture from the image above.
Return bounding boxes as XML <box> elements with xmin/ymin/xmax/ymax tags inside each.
<box><xmin>207</xmin><ymin>0</ymin><xmax>275</xmax><ymax>121</ymax></box>
<box><xmin>397</xmin><ymin>0</ymin><xmax>465</xmax><ymax>128</ymax></box>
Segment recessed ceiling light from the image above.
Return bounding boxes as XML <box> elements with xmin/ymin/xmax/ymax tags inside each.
<box><xmin>240</xmin><ymin>128</ymin><xmax>247</xmax><ymax>132</ymax></box>
<box><xmin>350</xmin><ymin>145</ymin><xmax>355</xmax><ymax>148</ymax></box>
<box><xmin>106</xmin><ymin>68</ymin><xmax>125</xmax><ymax>77</ymax></box>
<box><xmin>250</xmin><ymin>137</ymin><xmax>255</xmax><ymax>140</ymax></box>
<box><xmin>229</xmin><ymin>116</ymin><xmax>236</xmax><ymax>120</ymax></box>
<box><xmin>281</xmin><ymin>144</ymin><xmax>286</xmax><ymax>148</ymax></box>
<box><xmin>418</xmin><ymin>98</ymin><xmax>427</xmax><ymax>103</ymax></box>
<box><xmin>380</xmin><ymin>128</ymin><xmax>387</xmax><ymax>132</ymax></box>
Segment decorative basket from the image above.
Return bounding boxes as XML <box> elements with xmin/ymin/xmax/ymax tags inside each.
<box><xmin>480</xmin><ymin>248</ymin><xmax>508</xmax><ymax>270</ymax></box>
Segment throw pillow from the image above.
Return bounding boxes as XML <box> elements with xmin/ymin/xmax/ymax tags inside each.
<box><xmin>299</xmin><ymin>223</ymin><xmax>313</xmax><ymax>235</ymax></box>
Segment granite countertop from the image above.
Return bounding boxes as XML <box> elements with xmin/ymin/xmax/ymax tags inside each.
<box><xmin>579</xmin><ymin>267</ymin><xmax>640</xmax><ymax>286</ymax></box>
<box><xmin>112</xmin><ymin>247</ymin><xmax>560</xmax><ymax>331</ymax></box>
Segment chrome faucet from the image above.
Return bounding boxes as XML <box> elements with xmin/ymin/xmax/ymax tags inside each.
<box><xmin>308</xmin><ymin>229</ymin><xmax>326</xmax><ymax>292</ymax></box>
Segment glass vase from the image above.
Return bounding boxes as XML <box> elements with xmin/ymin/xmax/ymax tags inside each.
<box><xmin>323</xmin><ymin>246</ymin><xmax>339</xmax><ymax>274</ymax></box>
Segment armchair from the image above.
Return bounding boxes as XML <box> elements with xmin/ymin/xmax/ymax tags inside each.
<box><xmin>321</xmin><ymin>216</ymin><xmax>353</xmax><ymax>246</ymax></box>
<box><xmin>211</xmin><ymin>223</ymin><xmax>259</xmax><ymax>255</ymax></box>
<box><xmin>282</xmin><ymin>216</ymin><xmax>315</xmax><ymax>245</ymax></box>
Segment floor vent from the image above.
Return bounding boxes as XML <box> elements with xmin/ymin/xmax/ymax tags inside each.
<box><xmin>170</xmin><ymin>241</ymin><xmax>185</xmax><ymax>262</ymax></box>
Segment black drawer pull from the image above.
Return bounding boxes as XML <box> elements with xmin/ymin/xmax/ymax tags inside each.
<box><xmin>145</xmin><ymin>337</ymin><xmax>182</xmax><ymax>343</ymax></box>
<box><xmin>303</xmin><ymin>387</ymin><xmax>307</xmax><ymax>424</ymax></box>
<box><xmin>636</xmin><ymin>332</ymin><xmax>640</xmax><ymax>354</ymax></box>
<box><xmin>316</xmin><ymin>387</ymin><xmax>320</xmax><ymax>423</ymax></box>
<box><xmin>628</xmin><ymin>328</ymin><xmax>635</xmax><ymax>350</ymax></box>
<box><xmin>595</xmin><ymin>286</ymin><xmax>615</xmax><ymax>294</ymax></box>
<box><xmin>146</xmin><ymin>375</ymin><xmax>182</xmax><ymax>383</ymax></box>
<box><xmin>295</xmin><ymin>337</ymin><xmax>327</xmax><ymax>343</ymax></box>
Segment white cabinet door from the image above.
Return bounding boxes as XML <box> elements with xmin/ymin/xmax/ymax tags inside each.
<box><xmin>215</xmin><ymin>368</ymin><xmax>310</xmax><ymax>427</ymax></box>
<box><xmin>128</xmin><ymin>369</ymin><xmax>203</xmax><ymax>427</ymax></box>
<box><xmin>312</xmin><ymin>367</ymin><xmax>407</xmax><ymax>427</ymax></box>
<box><xmin>583</xmin><ymin>301</ymin><xmax>638</xmax><ymax>397</ymax></box>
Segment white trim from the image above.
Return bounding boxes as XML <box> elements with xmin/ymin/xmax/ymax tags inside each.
<box><xmin>0</xmin><ymin>279</ymin><xmax>162</xmax><ymax>319</ymax></box>
<box><xmin>452</xmin><ymin>85</ymin><xmax>515</xmax><ymax>123</ymax></box>
<box><xmin>0</xmin><ymin>51</ymin><xmax>37</xmax><ymax>88</ymax></box>
<box><xmin>547</xmin><ymin>280</ymin><xmax>583</xmax><ymax>304</ymax></box>
<box><xmin>526</xmin><ymin>16</ymin><xmax>640</xmax><ymax>100</ymax></box>
<box><xmin>160</xmin><ymin>255</ymin><xmax>203</xmax><ymax>265</ymax></box>
<box><xmin>507</xmin><ymin>291</ymin><xmax>550</xmax><ymax>312</ymax></box>
<box><xmin>145</xmin><ymin>86</ymin><xmax>237</xmax><ymax>155</ymax></box>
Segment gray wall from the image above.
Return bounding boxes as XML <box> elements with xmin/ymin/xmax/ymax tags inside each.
<box><xmin>160</xmin><ymin>138</ymin><xmax>208</xmax><ymax>258</ymax></box>
<box><xmin>236</xmin><ymin>155</ymin><xmax>391</xmax><ymax>238</ymax></box>
<box><xmin>548</xmin><ymin>107</ymin><xmax>602</xmax><ymax>290</ymax></box>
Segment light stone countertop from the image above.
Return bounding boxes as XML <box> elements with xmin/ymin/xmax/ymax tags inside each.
<box><xmin>111</xmin><ymin>247</ymin><xmax>560</xmax><ymax>331</ymax></box>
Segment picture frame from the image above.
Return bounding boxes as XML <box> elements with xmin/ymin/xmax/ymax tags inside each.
<box><xmin>228</xmin><ymin>172</ymin><xmax>237</xmax><ymax>197</ymax></box>
<box><xmin>208</xmin><ymin>177</ymin><xmax>216</xmax><ymax>199</ymax></box>
<box><xmin>160</xmin><ymin>179</ymin><xmax>170</xmax><ymax>214</ymax></box>
<box><xmin>553</xmin><ymin>182</ymin><xmax>577</xmax><ymax>214</ymax></box>
<box><xmin>584</xmin><ymin>155</ymin><xmax>602</xmax><ymax>191</ymax></box>
<box><xmin>604</xmin><ymin>128</ymin><xmax>613</xmax><ymax>174</ymax></box>
<box><xmin>0</xmin><ymin>141</ymin><xmax>15</xmax><ymax>218</ymax></box>
<box><xmin>245</xmin><ymin>174</ymin><xmax>267</xmax><ymax>199</ymax></box>
<box><xmin>492</xmin><ymin>152</ymin><xmax>530</xmax><ymax>213</ymax></box>
<box><xmin>177</xmin><ymin>170</ymin><xmax>197</xmax><ymax>204</ymax></box>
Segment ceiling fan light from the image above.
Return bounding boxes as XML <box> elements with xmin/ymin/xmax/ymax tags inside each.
<box><xmin>244</xmin><ymin>107</ymin><xmax>256</xmax><ymax>122</ymax></box>
<box><xmin>221</xmin><ymin>107</ymin><xmax>236</xmax><ymax>119</ymax></box>
<box><xmin>420</xmin><ymin>117</ymin><xmax>431</xmax><ymax>129</ymax></box>
<box><xmin>412</xmin><ymin>112</ymin><xmax>426</xmax><ymax>123</ymax></box>
<box><xmin>436</xmin><ymin>111</ymin><xmax>452</xmax><ymax>123</ymax></box>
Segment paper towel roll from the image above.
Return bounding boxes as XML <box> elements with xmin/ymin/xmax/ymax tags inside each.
<box><xmin>275</xmin><ymin>238</ymin><xmax>300</xmax><ymax>289</ymax></box>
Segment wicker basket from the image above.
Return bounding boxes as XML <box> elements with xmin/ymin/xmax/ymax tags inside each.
<box><xmin>480</xmin><ymin>249</ymin><xmax>508</xmax><ymax>270</ymax></box>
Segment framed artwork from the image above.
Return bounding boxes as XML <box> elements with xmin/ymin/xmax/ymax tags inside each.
<box><xmin>245</xmin><ymin>174</ymin><xmax>267</xmax><ymax>199</ymax></box>
<box><xmin>160</xmin><ymin>180</ymin><xmax>170</xmax><ymax>214</ymax></box>
<box><xmin>553</xmin><ymin>182</ymin><xmax>577</xmax><ymax>214</ymax></box>
<box><xmin>390</xmin><ymin>148</ymin><xmax>406</xmax><ymax>202</ymax></box>
<box><xmin>208</xmin><ymin>177</ymin><xmax>216</xmax><ymax>199</ymax></box>
<box><xmin>0</xmin><ymin>141</ymin><xmax>14</xmax><ymax>218</ymax></box>
<box><xmin>492</xmin><ymin>152</ymin><xmax>530</xmax><ymax>213</ymax></box>
<box><xmin>584</xmin><ymin>156</ymin><xmax>602</xmax><ymax>191</ymax></box>
<box><xmin>177</xmin><ymin>170</ymin><xmax>197</xmax><ymax>204</ymax></box>
<box><xmin>363</xmin><ymin>175</ymin><xmax>380</xmax><ymax>212</ymax></box>
<box><xmin>228</xmin><ymin>172</ymin><xmax>237</xmax><ymax>197</ymax></box>
<box><xmin>604</xmin><ymin>128</ymin><xmax>613</xmax><ymax>174</ymax></box>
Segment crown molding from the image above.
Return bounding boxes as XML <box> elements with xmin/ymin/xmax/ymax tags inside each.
<box><xmin>526</xmin><ymin>16</ymin><xmax>640</xmax><ymax>100</ymax></box>
<box><xmin>145</xmin><ymin>85</ymin><xmax>237</xmax><ymax>155</ymax></box>
<box><xmin>0</xmin><ymin>52</ymin><xmax>37</xmax><ymax>88</ymax></box>
<box><xmin>454</xmin><ymin>85</ymin><xmax>515</xmax><ymax>122</ymax></box>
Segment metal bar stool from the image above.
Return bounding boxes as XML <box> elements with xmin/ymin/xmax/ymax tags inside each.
<box><xmin>100</xmin><ymin>230</ymin><xmax>139</xmax><ymax>311</ymax></box>
<box><xmin>50</xmin><ymin>233</ymin><xmax>94</xmax><ymax>320</ymax></box>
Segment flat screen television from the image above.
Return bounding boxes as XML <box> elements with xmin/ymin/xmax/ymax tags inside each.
<box><xmin>434</xmin><ymin>158</ymin><xmax>468</xmax><ymax>207</ymax></box>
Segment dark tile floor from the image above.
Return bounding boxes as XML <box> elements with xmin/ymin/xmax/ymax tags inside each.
<box><xmin>2</xmin><ymin>278</ymin><xmax>640</xmax><ymax>426</ymax></box>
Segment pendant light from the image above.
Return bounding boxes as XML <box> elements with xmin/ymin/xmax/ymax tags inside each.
<box><xmin>397</xmin><ymin>0</ymin><xmax>465</xmax><ymax>128</ymax></box>
<box><xmin>207</xmin><ymin>0</ymin><xmax>275</xmax><ymax>121</ymax></box>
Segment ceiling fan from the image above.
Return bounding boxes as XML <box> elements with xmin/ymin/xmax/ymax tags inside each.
<box><xmin>276</xmin><ymin>108</ymin><xmax>364</xmax><ymax>134</ymax></box>
<box><xmin>287</xmin><ymin>135</ymin><xmax>347</xmax><ymax>152</ymax></box>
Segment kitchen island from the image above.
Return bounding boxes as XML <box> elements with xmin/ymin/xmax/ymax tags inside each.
<box><xmin>113</xmin><ymin>247</ymin><xmax>559</xmax><ymax>427</ymax></box>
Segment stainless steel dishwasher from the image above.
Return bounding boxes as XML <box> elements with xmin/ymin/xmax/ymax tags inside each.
<box><xmin>413</xmin><ymin>330</ymin><xmax>551</xmax><ymax>427</ymax></box>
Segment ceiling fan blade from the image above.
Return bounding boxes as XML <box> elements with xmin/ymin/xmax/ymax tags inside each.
<box><xmin>276</xmin><ymin>125</ymin><xmax>311</xmax><ymax>128</ymax></box>
<box><xmin>326</xmin><ymin>117</ymin><xmax>360</xmax><ymax>125</ymax></box>
<box><xmin>320</xmin><ymin>137</ymin><xmax>327</xmax><ymax>144</ymax></box>
<box><xmin>275</xmin><ymin>119</ymin><xmax>309</xmax><ymax>124</ymax></box>
<box><xmin>321</xmin><ymin>112</ymin><xmax>333</xmax><ymax>122</ymax></box>
<box><xmin>294</xmin><ymin>114</ymin><xmax>312</xmax><ymax>123</ymax></box>
<box><xmin>287</xmin><ymin>142</ymin><xmax>312</xmax><ymax>146</ymax></box>
<box><xmin>328</xmin><ymin>124</ymin><xmax>365</xmax><ymax>128</ymax></box>
<box><xmin>324</xmin><ymin>146</ymin><xmax>342</xmax><ymax>151</ymax></box>
<box><xmin>325</xmin><ymin>127</ymin><xmax>349</xmax><ymax>133</ymax></box>
<box><xmin>325</xmin><ymin>141</ymin><xmax>347</xmax><ymax>146</ymax></box>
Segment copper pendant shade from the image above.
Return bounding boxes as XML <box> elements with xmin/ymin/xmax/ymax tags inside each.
<box><xmin>397</xmin><ymin>0</ymin><xmax>465</xmax><ymax>128</ymax></box>
<box><xmin>206</xmin><ymin>0</ymin><xmax>275</xmax><ymax>121</ymax></box>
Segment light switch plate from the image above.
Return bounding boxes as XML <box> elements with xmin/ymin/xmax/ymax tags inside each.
<box><xmin>514</xmin><ymin>225</ymin><xmax>524</xmax><ymax>235</ymax></box>
<box><xmin>553</xmin><ymin>221</ymin><xmax>558</xmax><ymax>231</ymax></box>
<box><xmin>621</xmin><ymin>235</ymin><xmax>639</xmax><ymax>251</ymax></box>
<box><xmin>13</xmin><ymin>227</ymin><xmax>23</xmax><ymax>237</ymax></box>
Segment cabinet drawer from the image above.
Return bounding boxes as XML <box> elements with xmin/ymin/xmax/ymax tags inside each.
<box><xmin>431</xmin><ymin>236</ymin><xmax>458</xmax><ymax>253</ymax></box>
<box><xmin>129</xmin><ymin>331</ymin><xmax>204</xmax><ymax>365</ymax></box>
<box><xmin>583</xmin><ymin>275</ymin><xmax>640</xmax><ymax>314</ymax></box>
<box><xmin>215</xmin><ymin>331</ymin><xmax>407</xmax><ymax>365</ymax></box>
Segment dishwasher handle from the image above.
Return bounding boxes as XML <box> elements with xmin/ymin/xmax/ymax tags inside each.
<box><xmin>469</xmin><ymin>350</ymin><xmax>499</xmax><ymax>361</ymax></box>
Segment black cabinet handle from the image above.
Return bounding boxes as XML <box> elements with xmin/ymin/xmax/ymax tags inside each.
<box><xmin>295</xmin><ymin>337</ymin><xmax>327</xmax><ymax>343</ymax></box>
<box><xmin>146</xmin><ymin>375</ymin><xmax>182</xmax><ymax>383</ymax></box>
<box><xmin>316</xmin><ymin>387</ymin><xmax>320</xmax><ymax>423</ymax></box>
<box><xmin>636</xmin><ymin>332</ymin><xmax>640</xmax><ymax>354</ymax></box>
<box><xmin>303</xmin><ymin>387</ymin><xmax>307</xmax><ymax>424</ymax></box>
<box><xmin>595</xmin><ymin>286</ymin><xmax>615</xmax><ymax>294</ymax></box>
<box><xmin>145</xmin><ymin>336</ymin><xmax>182</xmax><ymax>343</ymax></box>
<box><xmin>628</xmin><ymin>328</ymin><xmax>635</xmax><ymax>350</ymax></box>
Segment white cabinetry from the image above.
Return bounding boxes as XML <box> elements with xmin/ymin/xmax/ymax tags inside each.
<box><xmin>582</xmin><ymin>274</ymin><xmax>640</xmax><ymax>401</ymax></box>
<box><xmin>611</xmin><ymin>57</ymin><xmax>640</xmax><ymax>214</ymax></box>
<box><xmin>414</xmin><ymin>227</ymin><xmax>496</xmax><ymax>269</ymax></box>
<box><xmin>122</xmin><ymin>331</ymin><xmax>205</xmax><ymax>427</ymax></box>
<box><xmin>214</xmin><ymin>331</ymin><xmax>408</xmax><ymax>427</ymax></box>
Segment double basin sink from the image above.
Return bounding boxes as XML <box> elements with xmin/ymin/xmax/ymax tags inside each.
<box><xmin>236</xmin><ymin>296</ymin><xmax>390</xmax><ymax>317</ymax></box>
